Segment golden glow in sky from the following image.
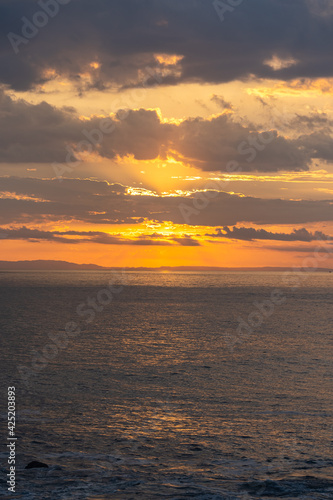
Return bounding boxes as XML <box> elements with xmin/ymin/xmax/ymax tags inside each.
<box><xmin>1</xmin><ymin>1</ymin><xmax>333</xmax><ymax>268</ymax></box>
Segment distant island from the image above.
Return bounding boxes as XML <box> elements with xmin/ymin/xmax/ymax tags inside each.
<box><xmin>0</xmin><ymin>260</ymin><xmax>332</xmax><ymax>272</ymax></box>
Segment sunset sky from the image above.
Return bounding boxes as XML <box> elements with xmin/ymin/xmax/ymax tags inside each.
<box><xmin>1</xmin><ymin>0</ymin><xmax>333</xmax><ymax>268</ymax></box>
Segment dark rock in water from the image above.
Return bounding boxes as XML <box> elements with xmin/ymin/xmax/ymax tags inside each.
<box><xmin>25</xmin><ymin>461</ymin><xmax>49</xmax><ymax>469</ymax></box>
<box><xmin>189</xmin><ymin>446</ymin><xmax>203</xmax><ymax>451</ymax></box>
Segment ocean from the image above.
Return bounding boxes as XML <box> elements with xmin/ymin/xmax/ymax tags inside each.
<box><xmin>0</xmin><ymin>271</ymin><xmax>332</xmax><ymax>499</ymax></box>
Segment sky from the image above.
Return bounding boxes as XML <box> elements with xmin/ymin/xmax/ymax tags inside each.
<box><xmin>1</xmin><ymin>0</ymin><xmax>333</xmax><ymax>268</ymax></box>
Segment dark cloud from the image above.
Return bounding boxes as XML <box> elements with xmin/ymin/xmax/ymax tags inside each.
<box><xmin>0</xmin><ymin>226</ymin><xmax>201</xmax><ymax>246</ymax></box>
<box><xmin>207</xmin><ymin>227</ymin><xmax>331</xmax><ymax>242</ymax></box>
<box><xmin>0</xmin><ymin>91</ymin><xmax>170</xmax><ymax>164</ymax></box>
<box><xmin>172</xmin><ymin>237</ymin><xmax>201</xmax><ymax>246</ymax></box>
<box><xmin>173</xmin><ymin>114</ymin><xmax>309</xmax><ymax>172</ymax></box>
<box><xmin>293</xmin><ymin>112</ymin><xmax>333</xmax><ymax>130</ymax></box>
<box><xmin>0</xmin><ymin>177</ymin><xmax>332</xmax><ymax>227</ymax></box>
<box><xmin>0</xmin><ymin>90</ymin><xmax>84</xmax><ymax>163</ymax></box>
<box><xmin>1</xmin><ymin>1</ymin><xmax>333</xmax><ymax>91</ymax></box>
<box><xmin>0</xmin><ymin>90</ymin><xmax>314</xmax><ymax>172</ymax></box>
<box><xmin>0</xmin><ymin>176</ymin><xmax>126</xmax><ymax>202</ymax></box>
<box><xmin>297</xmin><ymin>132</ymin><xmax>333</xmax><ymax>162</ymax></box>
<box><xmin>211</xmin><ymin>95</ymin><xmax>233</xmax><ymax>111</ymax></box>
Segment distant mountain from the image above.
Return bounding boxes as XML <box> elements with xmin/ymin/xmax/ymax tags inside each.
<box><xmin>0</xmin><ymin>260</ymin><xmax>105</xmax><ymax>270</ymax></box>
<box><xmin>0</xmin><ymin>260</ymin><xmax>332</xmax><ymax>272</ymax></box>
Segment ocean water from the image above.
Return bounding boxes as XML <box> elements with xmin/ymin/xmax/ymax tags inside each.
<box><xmin>0</xmin><ymin>271</ymin><xmax>332</xmax><ymax>499</ymax></box>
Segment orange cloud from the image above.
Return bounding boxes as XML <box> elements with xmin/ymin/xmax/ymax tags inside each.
<box><xmin>154</xmin><ymin>54</ymin><xmax>184</xmax><ymax>66</ymax></box>
<box><xmin>247</xmin><ymin>78</ymin><xmax>333</xmax><ymax>98</ymax></box>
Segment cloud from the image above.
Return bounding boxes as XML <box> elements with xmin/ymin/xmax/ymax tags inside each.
<box><xmin>0</xmin><ymin>177</ymin><xmax>332</xmax><ymax>227</ymax></box>
<box><xmin>0</xmin><ymin>90</ymin><xmax>313</xmax><ymax>172</ymax></box>
<box><xmin>0</xmin><ymin>91</ymin><xmax>170</xmax><ymax>164</ymax></box>
<box><xmin>2</xmin><ymin>1</ymin><xmax>333</xmax><ymax>91</ymax></box>
<box><xmin>173</xmin><ymin>114</ymin><xmax>309</xmax><ymax>172</ymax></box>
<box><xmin>265</xmin><ymin>244</ymin><xmax>333</xmax><ymax>253</ymax></box>
<box><xmin>0</xmin><ymin>225</ymin><xmax>201</xmax><ymax>246</ymax></box>
<box><xmin>211</xmin><ymin>95</ymin><xmax>233</xmax><ymax>111</ymax></box>
<box><xmin>207</xmin><ymin>226</ymin><xmax>331</xmax><ymax>241</ymax></box>
<box><xmin>0</xmin><ymin>90</ymin><xmax>85</xmax><ymax>163</ymax></box>
<box><xmin>172</xmin><ymin>236</ymin><xmax>201</xmax><ymax>246</ymax></box>
<box><xmin>297</xmin><ymin>132</ymin><xmax>333</xmax><ymax>162</ymax></box>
